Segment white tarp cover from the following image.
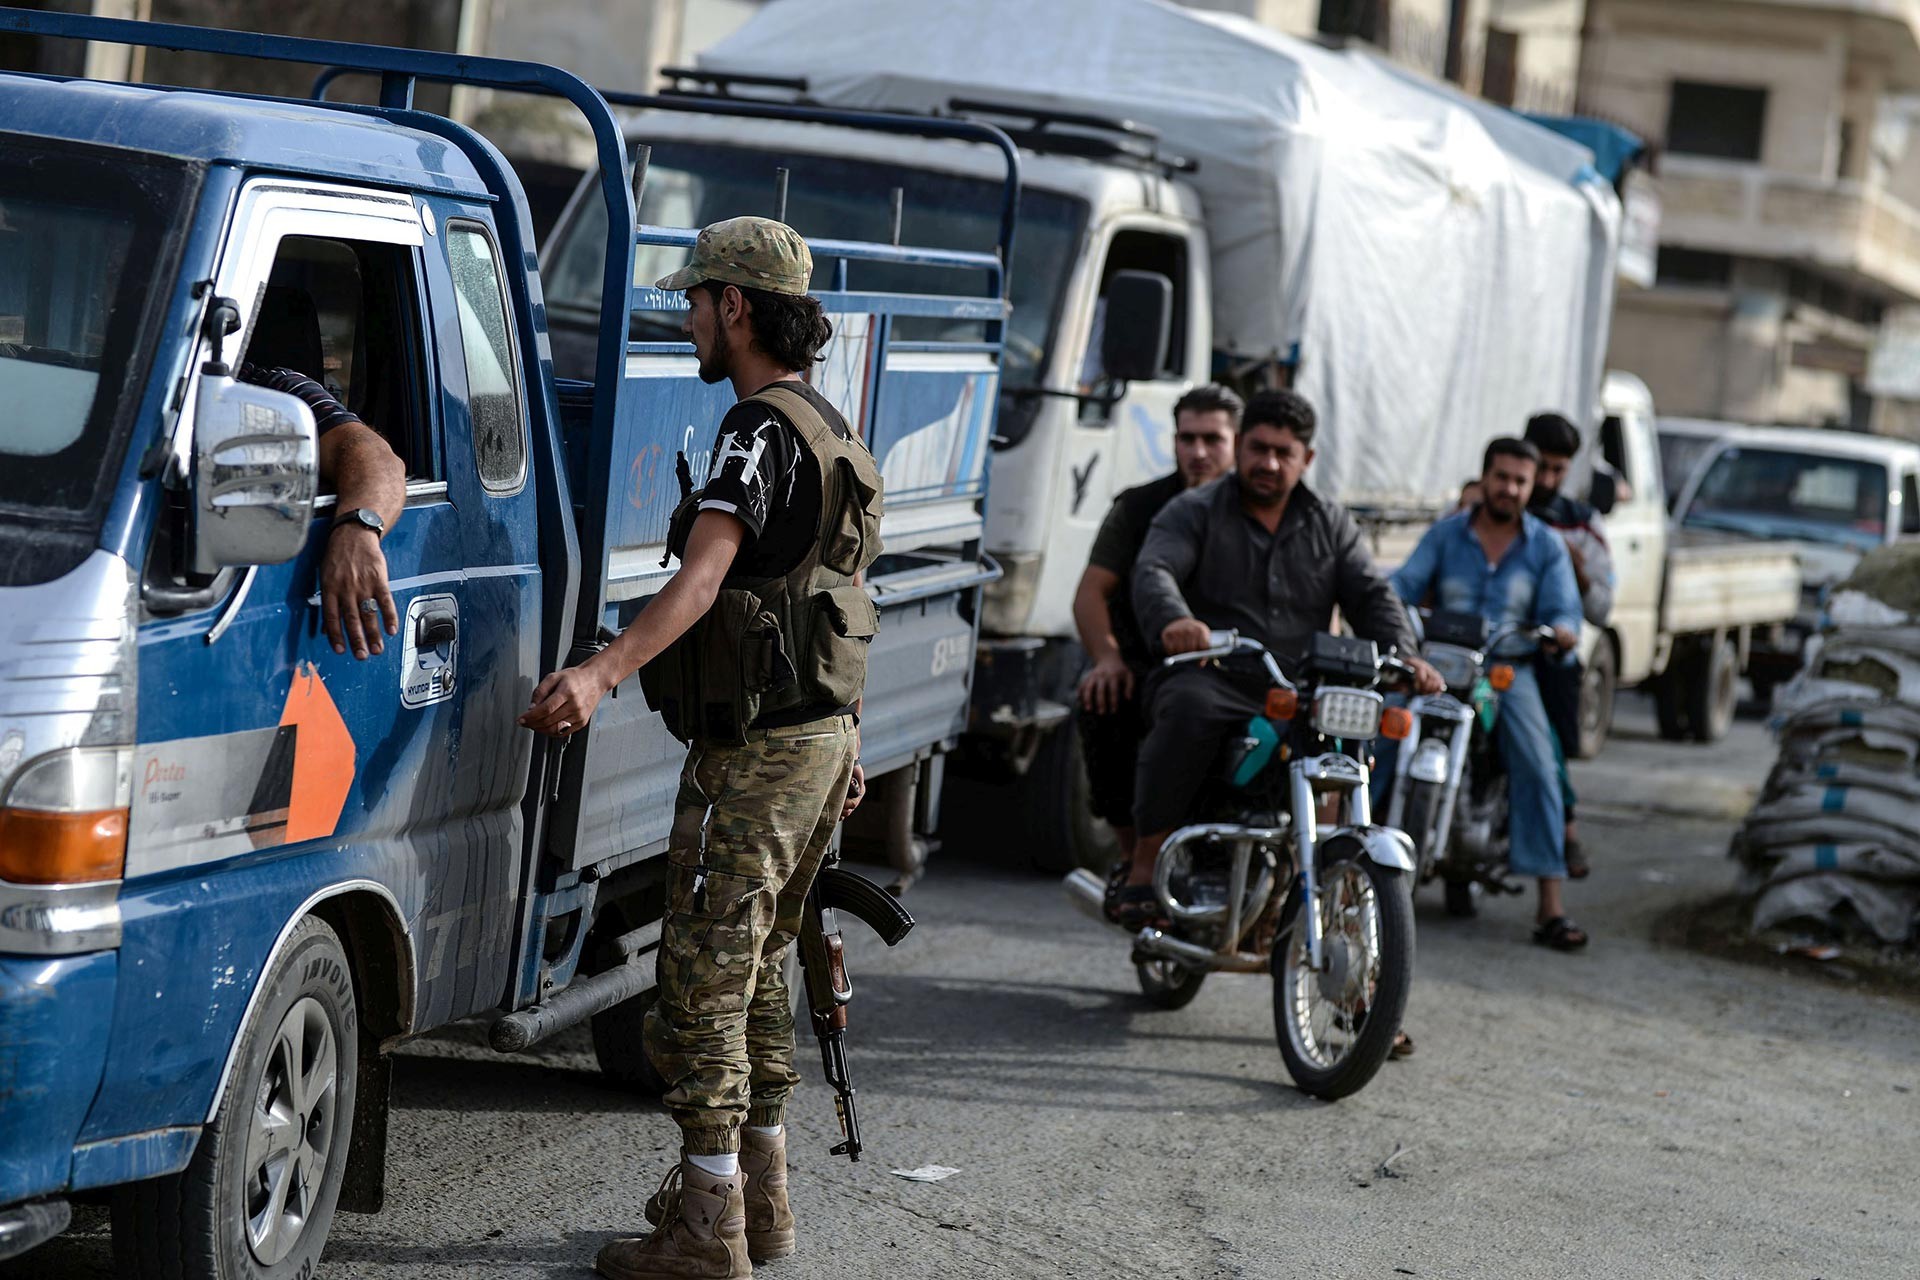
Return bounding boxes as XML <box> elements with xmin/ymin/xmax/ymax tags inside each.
<box><xmin>702</xmin><ymin>0</ymin><xmax>1621</xmax><ymax>509</ymax></box>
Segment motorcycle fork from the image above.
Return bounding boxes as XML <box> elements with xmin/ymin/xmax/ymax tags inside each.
<box><xmin>1290</xmin><ymin>755</ymin><xmax>1371</xmax><ymax>971</ymax></box>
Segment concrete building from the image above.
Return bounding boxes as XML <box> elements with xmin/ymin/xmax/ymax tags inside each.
<box><xmin>1182</xmin><ymin>0</ymin><xmax>1588</xmax><ymax>112</ymax></box>
<box><xmin>1581</xmin><ymin>0</ymin><xmax>1920</xmax><ymax>436</ymax></box>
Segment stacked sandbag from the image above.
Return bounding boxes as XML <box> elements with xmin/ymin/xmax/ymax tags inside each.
<box><xmin>1732</xmin><ymin>543</ymin><xmax>1920</xmax><ymax>944</ymax></box>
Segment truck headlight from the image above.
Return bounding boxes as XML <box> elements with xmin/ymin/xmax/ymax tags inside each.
<box><xmin>0</xmin><ymin>747</ymin><xmax>132</xmax><ymax>884</ymax></box>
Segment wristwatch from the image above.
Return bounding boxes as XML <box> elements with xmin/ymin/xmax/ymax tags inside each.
<box><xmin>331</xmin><ymin>508</ymin><xmax>386</xmax><ymax>540</ymax></box>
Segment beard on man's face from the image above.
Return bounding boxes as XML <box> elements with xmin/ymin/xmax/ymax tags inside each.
<box><xmin>696</xmin><ymin>310</ymin><xmax>732</xmax><ymax>385</ymax></box>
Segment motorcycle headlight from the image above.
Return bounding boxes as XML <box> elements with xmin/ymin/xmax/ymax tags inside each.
<box><xmin>1311</xmin><ymin>688</ymin><xmax>1384</xmax><ymax>740</ymax></box>
<box><xmin>1423</xmin><ymin>644</ymin><xmax>1480</xmax><ymax>691</ymax></box>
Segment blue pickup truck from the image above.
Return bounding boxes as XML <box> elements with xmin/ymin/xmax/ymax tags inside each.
<box><xmin>0</xmin><ymin>8</ymin><xmax>1015</xmax><ymax>1274</ymax></box>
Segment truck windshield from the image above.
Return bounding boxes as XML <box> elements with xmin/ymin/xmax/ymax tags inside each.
<box><xmin>0</xmin><ymin>138</ymin><xmax>188</xmax><ymax>582</ymax></box>
<box><xmin>544</xmin><ymin>141</ymin><xmax>1085</xmax><ymax>389</ymax></box>
<box><xmin>1682</xmin><ymin>446</ymin><xmax>1890</xmax><ymax>550</ymax></box>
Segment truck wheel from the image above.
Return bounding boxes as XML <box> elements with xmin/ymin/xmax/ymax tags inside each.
<box><xmin>1653</xmin><ymin>662</ymin><xmax>1694</xmax><ymax>742</ymax></box>
<box><xmin>112</xmin><ymin>916</ymin><xmax>358</xmax><ymax>1280</ymax></box>
<box><xmin>1577</xmin><ymin>634</ymin><xmax>1616</xmax><ymax>759</ymax></box>
<box><xmin>591</xmin><ymin>984</ymin><xmax>669</xmax><ymax>1096</ymax></box>
<box><xmin>1026</xmin><ymin>725</ymin><xmax>1118</xmax><ymax>875</ymax></box>
<box><xmin>1687</xmin><ymin>636</ymin><xmax>1738</xmax><ymax>744</ymax></box>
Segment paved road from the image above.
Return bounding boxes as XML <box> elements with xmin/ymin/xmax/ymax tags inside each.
<box><xmin>16</xmin><ymin>700</ymin><xmax>1920</xmax><ymax>1279</ymax></box>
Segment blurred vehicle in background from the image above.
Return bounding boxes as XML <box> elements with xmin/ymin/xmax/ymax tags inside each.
<box><xmin>1656</xmin><ymin>417</ymin><xmax>1741</xmax><ymax>513</ymax></box>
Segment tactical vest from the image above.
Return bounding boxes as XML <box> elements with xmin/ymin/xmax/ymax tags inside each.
<box><xmin>640</xmin><ymin>383</ymin><xmax>885</xmax><ymax>745</ymax></box>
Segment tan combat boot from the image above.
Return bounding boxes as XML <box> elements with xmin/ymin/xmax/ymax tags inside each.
<box><xmin>738</xmin><ymin>1127</ymin><xmax>796</xmax><ymax>1262</ymax></box>
<box><xmin>644</xmin><ymin>1133</ymin><xmax>793</xmax><ymax>1263</ymax></box>
<box><xmin>597</xmin><ymin>1159</ymin><xmax>751</xmax><ymax>1280</ymax></box>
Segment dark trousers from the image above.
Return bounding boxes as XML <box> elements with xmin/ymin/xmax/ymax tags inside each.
<box><xmin>1535</xmin><ymin>653</ymin><xmax>1582</xmax><ymax>822</ymax></box>
<box><xmin>1131</xmin><ymin>665</ymin><xmax>1265</xmax><ymax>835</ymax></box>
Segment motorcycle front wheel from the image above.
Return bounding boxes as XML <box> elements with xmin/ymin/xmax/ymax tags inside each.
<box><xmin>1273</xmin><ymin>855</ymin><xmax>1414</xmax><ymax>1100</ymax></box>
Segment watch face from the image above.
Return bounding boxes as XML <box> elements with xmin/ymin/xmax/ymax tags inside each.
<box><xmin>355</xmin><ymin>510</ymin><xmax>383</xmax><ymax>532</ymax></box>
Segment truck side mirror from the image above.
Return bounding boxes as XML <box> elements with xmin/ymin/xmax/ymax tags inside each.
<box><xmin>191</xmin><ymin>372</ymin><xmax>320</xmax><ymax>575</ymax></box>
<box><xmin>1588</xmin><ymin>468</ymin><xmax>1619</xmax><ymax>515</ymax></box>
<box><xmin>1099</xmin><ymin>270</ymin><xmax>1173</xmax><ymax>385</ymax></box>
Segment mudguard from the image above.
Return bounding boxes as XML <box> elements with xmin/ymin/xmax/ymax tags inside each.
<box><xmin>1320</xmin><ymin>825</ymin><xmax>1417</xmax><ymax>873</ymax></box>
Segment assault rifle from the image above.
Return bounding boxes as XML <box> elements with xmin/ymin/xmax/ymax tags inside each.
<box><xmin>799</xmin><ymin>863</ymin><xmax>914</xmax><ymax>1161</ymax></box>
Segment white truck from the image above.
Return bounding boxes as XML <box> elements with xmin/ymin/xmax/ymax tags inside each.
<box><xmin>1665</xmin><ymin>422</ymin><xmax>1920</xmax><ymax>703</ymax></box>
<box><xmin>681</xmin><ymin>0</ymin><xmax>1626</xmax><ymax>871</ymax></box>
<box><xmin>1578</xmin><ymin>374</ymin><xmax>1802</xmax><ymax>751</ymax></box>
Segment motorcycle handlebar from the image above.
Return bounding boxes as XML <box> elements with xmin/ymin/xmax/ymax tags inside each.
<box><xmin>1165</xmin><ymin>630</ymin><xmax>1418</xmax><ymax>692</ymax></box>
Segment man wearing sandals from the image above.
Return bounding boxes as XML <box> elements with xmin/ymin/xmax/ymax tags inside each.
<box><xmin>520</xmin><ymin>217</ymin><xmax>879</xmax><ymax>1278</ymax></box>
<box><xmin>1391</xmin><ymin>436</ymin><xmax>1591</xmax><ymax>951</ymax></box>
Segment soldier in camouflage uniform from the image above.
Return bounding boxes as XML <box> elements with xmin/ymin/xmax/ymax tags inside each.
<box><xmin>522</xmin><ymin>216</ymin><xmax>884</xmax><ymax>1280</ymax></box>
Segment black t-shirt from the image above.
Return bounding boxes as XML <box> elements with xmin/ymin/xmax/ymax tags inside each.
<box><xmin>698</xmin><ymin>379</ymin><xmax>852</xmax><ymax>579</ymax></box>
<box><xmin>1087</xmin><ymin>471</ymin><xmax>1185</xmax><ymax>666</ymax></box>
<box><xmin>698</xmin><ymin>379</ymin><xmax>856</xmax><ymax>726</ymax></box>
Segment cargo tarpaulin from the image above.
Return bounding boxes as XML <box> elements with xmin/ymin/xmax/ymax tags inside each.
<box><xmin>701</xmin><ymin>0</ymin><xmax>1622</xmax><ymax>512</ymax></box>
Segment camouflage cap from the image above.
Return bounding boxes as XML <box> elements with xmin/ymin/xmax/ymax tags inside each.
<box><xmin>655</xmin><ymin>215</ymin><xmax>813</xmax><ymax>297</ymax></box>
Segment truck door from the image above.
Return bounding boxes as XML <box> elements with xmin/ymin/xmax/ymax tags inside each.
<box><xmin>1598</xmin><ymin>407</ymin><xmax>1665</xmax><ymax>682</ymax></box>
<box><xmin>1027</xmin><ymin>225</ymin><xmax>1197</xmax><ymax>632</ymax></box>
<box><xmin>127</xmin><ymin>182</ymin><xmax>518</xmax><ymax>1048</ymax></box>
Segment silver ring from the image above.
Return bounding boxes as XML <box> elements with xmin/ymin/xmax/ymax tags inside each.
<box><xmin>557</xmin><ymin>720</ymin><xmax>573</xmax><ymax>733</ymax></box>
<box><xmin>358</xmin><ymin>598</ymin><xmax>380</xmax><ymax>615</ymax></box>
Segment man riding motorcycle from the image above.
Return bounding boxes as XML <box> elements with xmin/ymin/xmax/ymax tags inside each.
<box><xmin>1115</xmin><ymin>389</ymin><xmax>1442</xmax><ymax>928</ymax></box>
<box><xmin>1389</xmin><ymin>436</ymin><xmax>1589</xmax><ymax>950</ymax></box>
<box><xmin>1524</xmin><ymin>411</ymin><xmax>1616</xmax><ymax>880</ymax></box>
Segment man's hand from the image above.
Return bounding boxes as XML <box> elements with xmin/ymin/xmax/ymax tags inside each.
<box><xmin>520</xmin><ymin>660</ymin><xmax>614</xmax><ymax>738</ymax></box>
<box><xmin>320</xmin><ymin>526</ymin><xmax>398</xmax><ymax>660</ymax></box>
<box><xmin>1079</xmin><ymin>656</ymin><xmax>1135</xmax><ymax>714</ymax></box>
<box><xmin>840</xmin><ymin>761</ymin><xmax>866</xmax><ymax>821</ymax></box>
<box><xmin>1161</xmin><ymin>618</ymin><xmax>1213</xmax><ymax>656</ymax></box>
<box><xmin>1550</xmin><ymin>625</ymin><xmax>1580</xmax><ymax>655</ymax></box>
<box><xmin>1407</xmin><ymin>655</ymin><xmax>1445</xmax><ymax>695</ymax></box>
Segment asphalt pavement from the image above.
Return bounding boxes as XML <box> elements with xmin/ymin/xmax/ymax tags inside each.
<box><xmin>15</xmin><ymin>696</ymin><xmax>1920</xmax><ymax>1279</ymax></box>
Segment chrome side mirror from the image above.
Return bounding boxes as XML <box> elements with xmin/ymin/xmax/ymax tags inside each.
<box><xmin>191</xmin><ymin>372</ymin><xmax>319</xmax><ymax>574</ymax></box>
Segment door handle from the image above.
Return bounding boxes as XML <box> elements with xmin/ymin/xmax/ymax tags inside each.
<box><xmin>417</xmin><ymin>609</ymin><xmax>458</xmax><ymax>648</ymax></box>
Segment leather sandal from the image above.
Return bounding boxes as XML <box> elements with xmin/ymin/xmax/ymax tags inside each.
<box><xmin>1532</xmin><ymin>916</ymin><xmax>1588</xmax><ymax>951</ymax></box>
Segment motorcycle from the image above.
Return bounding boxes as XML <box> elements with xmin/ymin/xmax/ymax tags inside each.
<box><xmin>1381</xmin><ymin>610</ymin><xmax>1558</xmax><ymax>917</ymax></box>
<box><xmin>1064</xmin><ymin>629</ymin><xmax>1420</xmax><ymax>1100</ymax></box>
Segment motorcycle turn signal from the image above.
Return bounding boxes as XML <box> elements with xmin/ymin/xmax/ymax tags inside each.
<box><xmin>1489</xmin><ymin>664</ymin><xmax>1516</xmax><ymax>691</ymax></box>
<box><xmin>1379</xmin><ymin>706</ymin><xmax>1414</xmax><ymax>740</ymax></box>
<box><xmin>1265</xmin><ymin>687</ymin><xmax>1299</xmax><ymax>719</ymax></box>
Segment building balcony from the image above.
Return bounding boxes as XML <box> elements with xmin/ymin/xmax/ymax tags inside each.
<box><xmin>1658</xmin><ymin>155</ymin><xmax>1920</xmax><ymax>303</ymax></box>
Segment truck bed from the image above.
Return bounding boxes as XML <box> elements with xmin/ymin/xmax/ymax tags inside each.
<box><xmin>1661</xmin><ymin>529</ymin><xmax>1801</xmax><ymax>635</ymax></box>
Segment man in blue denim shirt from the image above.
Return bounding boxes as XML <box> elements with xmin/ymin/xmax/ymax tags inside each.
<box><xmin>1391</xmin><ymin>437</ymin><xmax>1590</xmax><ymax>950</ymax></box>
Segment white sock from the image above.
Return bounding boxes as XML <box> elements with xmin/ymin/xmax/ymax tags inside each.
<box><xmin>748</xmin><ymin>1124</ymin><xmax>782</xmax><ymax>1138</ymax></box>
<box><xmin>687</xmin><ymin>1151</ymin><xmax>739</xmax><ymax>1178</ymax></box>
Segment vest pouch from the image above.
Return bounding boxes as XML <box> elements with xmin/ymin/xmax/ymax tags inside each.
<box><xmin>641</xmin><ymin>589</ymin><xmax>783</xmax><ymax>746</ymax></box>
<box><xmin>821</xmin><ymin>455</ymin><xmax>884</xmax><ymax>576</ymax></box>
<box><xmin>808</xmin><ymin>583</ymin><xmax>881</xmax><ymax>706</ymax></box>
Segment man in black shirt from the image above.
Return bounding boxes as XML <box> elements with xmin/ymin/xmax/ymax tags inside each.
<box><xmin>521</xmin><ymin>216</ymin><xmax>879</xmax><ymax>1280</ymax></box>
<box><xmin>1072</xmin><ymin>384</ymin><xmax>1242</xmax><ymax>861</ymax></box>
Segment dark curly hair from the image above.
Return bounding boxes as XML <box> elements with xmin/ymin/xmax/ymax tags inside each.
<box><xmin>1242</xmin><ymin>388</ymin><xmax>1317</xmax><ymax>446</ymax></box>
<box><xmin>1524</xmin><ymin>411</ymin><xmax>1582</xmax><ymax>458</ymax></box>
<box><xmin>703</xmin><ymin>281</ymin><xmax>833</xmax><ymax>371</ymax></box>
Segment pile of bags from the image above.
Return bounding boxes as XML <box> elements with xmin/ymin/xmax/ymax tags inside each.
<box><xmin>1732</xmin><ymin>544</ymin><xmax>1920</xmax><ymax>945</ymax></box>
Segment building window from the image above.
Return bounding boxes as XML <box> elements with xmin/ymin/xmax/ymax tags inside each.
<box><xmin>1655</xmin><ymin>248</ymin><xmax>1734</xmax><ymax>288</ymax></box>
<box><xmin>1482</xmin><ymin>28</ymin><xmax>1520</xmax><ymax>107</ymax></box>
<box><xmin>1666</xmin><ymin>81</ymin><xmax>1768</xmax><ymax>162</ymax></box>
<box><xmin>1319</xmin><ymin>0</ymin><xmax>1389</xmax><ymax>46</ymax></box>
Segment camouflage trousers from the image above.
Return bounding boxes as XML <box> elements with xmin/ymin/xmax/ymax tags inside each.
<box><xmin>642</xmin><ymin>714</ymin><xmax>857</xmax><ymax>1155</ymax></box>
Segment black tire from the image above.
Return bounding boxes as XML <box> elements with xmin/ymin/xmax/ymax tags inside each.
<box><xmin>1397</xmin><ymin>779</ymin><xmax>1445</xmax><ymax>883</ymax></box>
<box><xmin>1443</xmin><ymin>877</ymin><xmax>1477</xmax><ymax>918</ymax></box>
<box><xmin>1577</xmin><ymin>633</ymin><xmax>1617</xmax><ymax>759</ymax></box>
<box><xmin>1135</xmin><ymin>958</ymin><xmax>1207</xmax><ymax>1010</ymax></box>
<box><xmin>1026</xmin><ymin>725</ymin><xmax>1119</xmax><ymax>875</ymax></box>
<box><xmin>591</xmin><ymin>981</ymin><xmax>669</xmax><ymax>1096</ymax></box>
<box><xmin>112</xmin><ymin>916</ymin><xmax>359</xmax><ymax>1280</ymax></box>
<box><xmin>1653</xmin><ymin>661</ymin><xmax>1694</xmax><ymax>741</ymax></box>
<box><xmin>1273</xmin><ymin>856</ymin><xmax>1415</xmax><ymax>1101</ymax></box>
<box><xmin>1688</xmin><ymin>635</ymin><xmax>1739</xmax><ymax>744</ymax></box>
